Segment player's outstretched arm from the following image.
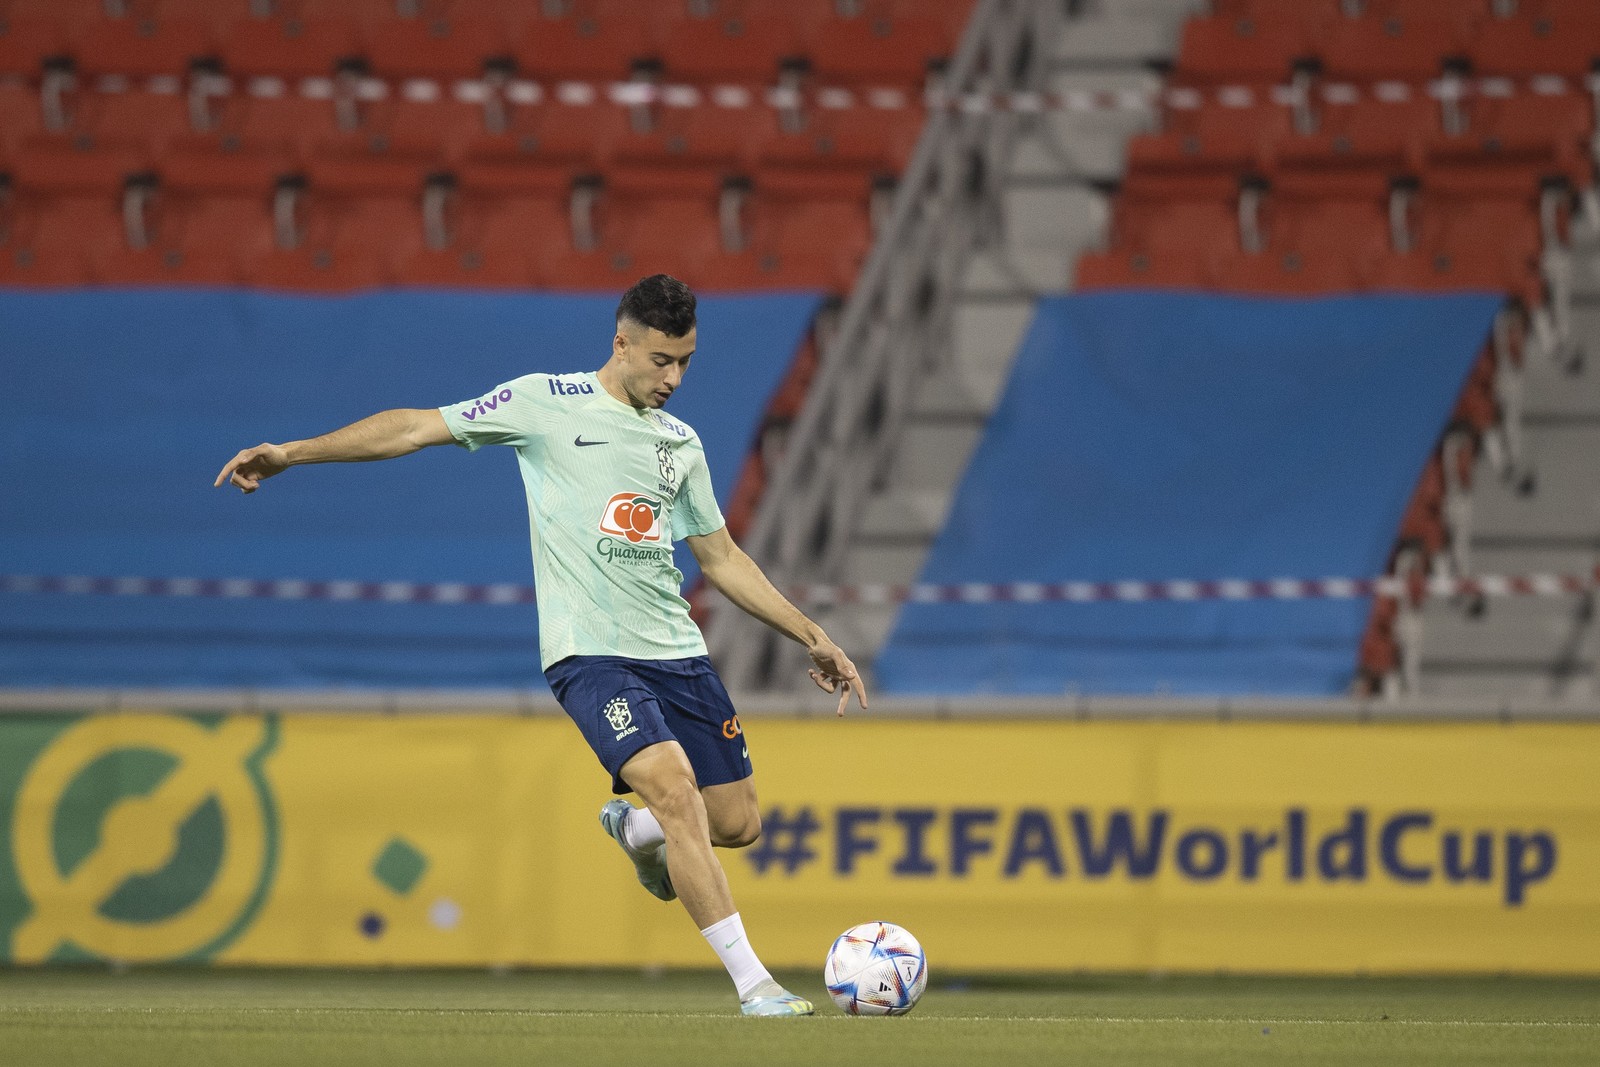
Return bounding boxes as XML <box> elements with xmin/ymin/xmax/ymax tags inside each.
<box><xmin>687</xmin><ymin>526</ymin><xmax>869</xmax><ymax>716</ymax></box>
<box><xmin>214</xmin><ymin>408</ymin><xmax>454</xmax><ymax>494</ymax></box>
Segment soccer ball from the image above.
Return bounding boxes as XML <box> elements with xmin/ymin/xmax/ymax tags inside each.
<box><xmin>824</xmin><ymin>921</ymin><xmax>928</xmax><ymax>1015</ymax></box>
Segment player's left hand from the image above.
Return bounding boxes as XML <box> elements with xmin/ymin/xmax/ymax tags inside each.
<box><xmin>806</xmin><ymin>640</ymin><xmax>868</xmax><ymax>717</ymax></box>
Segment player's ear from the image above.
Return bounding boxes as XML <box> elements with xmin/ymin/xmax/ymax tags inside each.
<box><xmin>613</xmin><ymin>330</ymin><xmax>628</xmax><ymax>358</ymax></box>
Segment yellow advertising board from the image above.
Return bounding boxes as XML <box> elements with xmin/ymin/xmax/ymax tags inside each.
<box><xmin>0</xmin><ymin>711</ymin><xmax>1594</xmax><ymax>973</ymax></box>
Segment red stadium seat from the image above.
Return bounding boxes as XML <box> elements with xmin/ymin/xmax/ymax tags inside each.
<box><xmin>1123</xmin><ymin>131</ymin><xmax>1265</xmax><ymax>200</ymax></box>
<box><xmin>1073</xmin><ymin>247</ymin><xmax>1211</xmax><ymax>290</ymax></box>
<box><xmin>219</xmin><ymin>17</ymin><xmax>359</xmax><ymax>77</ymax></box>
<box><xmin>363</xmin><ymin>14</ymin><xmax>509</xmax><ymax>79</ymax></box>
<box><xmin>8</xmin><ymin>135</ymin><xmax>150</xmax><ymax>192</ymax></box>
<box><xmin>149</xmin><ymin>0</ymin><xmax>254</xmax><ymax>38</ymax></box>
<box><xmin>161</xmin><ymin>133</ymin><xmax>295</xmax><ymax>192</ymax></box>
<box><xmin>3</xmin><ymin>135</ymin><xmax>142</xmax><ymax>283</ymax></box>
<box><xmin>1154</xmin><ymin>102</ymin><xmax>1290</xmax><ymax>168</ymax></box>
<box><xmin>485</xmin><ymin>94</ymin><xmax>631</xmax><ymax>167</ymax></box>
<box><xmin>654</xmin><ymin>13</ymin><xmax>802</xmax><ymax>83</ymax></box>
<box><xmin>1173</xmin><ymin>16</ymin><xmax>1309</xmax><ymax>85</ymax></box>
<box><xmin>211</xmin><ymin>22</ymin><xmax>356</xmax><ymax>153</ymax></box>
<box><xmin>392</xmin><ymin>191</ymin><xmax>556</xmax><ymax>289</ymax></box>
<box><xmin>513</xmin><ymin>2</ymin><xmax>653</xmax><ymax>82</ymax></box>
<box><xmin>758</xmin><ymin>98</ymin><xmax>922</xmax><ymax>174</ymax></box>
<box><xmin>742</xmin><ymin>167</ymin><xmax>872</xmax><ymax>289</ymax></box>
<box><xmin>97</xmin><ymin>192</ymin><xmax>273</xmax><ymax>285</ymax></box>
<box><xmin>1456</xmin><ymin>90</ymin><xmax>1590</xmax><ymax>161</ymax></box>
<box><xmin>1119</xmin><ymin>205</ymin><xmax>1243</xmax><ymax>270</ymax></box>
<box><xmin>0</xmin><ymin>77</ymin><xmax>40</xmax><ymax>159</ymax></box>
<box><xmin>0</xmin><ymin>193</ymin><xmax>111</xmax><ymax>285</ymax></box>
<box><xmin>1286</xmin><ymin>96</ymin><xmax>1434</xmax><ymax>166</ymax></box>
<box><xmin>1209</xmin><ymin>245</ymin><xmax>1366</xmax><ymax>293</ymax></box>
<box><xmin>314</xmin><ymin>93</ymin><xmax>484</xmax><ymax>168</ymax></box>
<box><xmin>0</xmin><ymin>0</ymin><xmax>99</xmax><ymax>49</ymax></box>
<box><xmin>277</xmin><ymin>0</ymin><xmax>403</xmax><ymax>27</ymax></box>
<box><xmin>806</xmin><ymin>11</ymin><xmax>953</xmax><ymax>84</ymax></box>
<box><xmin>253</xmin><ymin>194</ymin><xmax>417</xmax><ymax>291</ymax></box>
<box><xmin>1204</xmin><ymin>0</ymin><xmax>1339</xmax><ymax>36</ymax></box>
<box><xmin>70</xmin><ymin>17</ymin><xmax>215</xmax><ymax>76</ymax></box>
<box><xmin>0</xmin><ymin>17</ymin><xmax>67</xmax><ymax>75</ymax></box>
<box><xmin>607</xmin><ymin>101</ymin><xmax>781</xmax><ymax>172</ymax></box>
<box><xmin>1319</xmin><ymin>14</ymin><xmax>1471</xmax><ymax>82</ymax></box>
<box><xmin>1467</xmin><ymin>5</ymin><xmax>1600</xmax><ymax>76</ymax></box>
<box><xmin>68</xmin><ymin>81</ymin><xmax>195</xmax><ymax>156</ymax></box>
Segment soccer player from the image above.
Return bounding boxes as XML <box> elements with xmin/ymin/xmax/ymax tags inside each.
<box><xmin>214</xmin><ymin>274</ymin><xmax>866</xmax><ymax>1016</ymax></box>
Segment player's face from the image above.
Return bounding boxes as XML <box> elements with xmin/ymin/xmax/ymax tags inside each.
<box><xmin>614</xmin><ymin>324</ymin><xmax>696</xmax><ymax>409</ymax></box>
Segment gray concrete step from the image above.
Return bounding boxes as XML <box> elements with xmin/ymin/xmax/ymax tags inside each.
<box><xmin>995</xmin><ymin>182</ymin><xmax>1112</xmax><ymax>291</ymax></box>
<box><xmin>858</xmin><ymin>488</ymin><xmax>956</xmax><ymax>540</ymax></box>
<box><xmin>1011</xmin><ymin>69</ymin><xmax>1161</xmax><ymax>182</ymax></box>
<box><xmin>1086</xmin><ymin>0</ymin><xmax>1209</xmax><ymax>17</ymax></box>
<box><xmin>1418</xmin><ymin>594</ymin><xmax>1593</xmax><ymax>664</ymax></box>
<box><xmin>842</xmin><ymin>542</ymin><xmax>929</xmax><ymax>587</ymax></box>
<box><xmin>1414</xmin><ymin>666</ymin><xmax>1595</xmax><ymax>701</ymax></box>
<box><xmin>881</xmin><ymin>417</ymin><xmax>986</xmax><ymax>493</ymax></box>
<box><xmin>1471</xmin><ymin>422</ymin><xmax>1600</xmax><ymax>538</ymax></box>
<box><xmin>1052</xmin><ymin>14</ymin><xmax>1182</xmax><ymax>64</ymax></box>
<box><xmin>1469</xmin><ymin>538</ymin><xmax>1600</xmax><ymax>577</ymax></box>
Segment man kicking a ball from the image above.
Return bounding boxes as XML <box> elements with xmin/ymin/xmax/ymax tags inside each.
<box><xmin>215</xmin><ymin>274</ymin><xmax>867</xmax><ymax>1016</ymax></box>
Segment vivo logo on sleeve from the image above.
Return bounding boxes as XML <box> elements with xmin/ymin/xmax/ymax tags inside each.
<box><xmin>460</xmin><ymin>389</ymin><xmax>514</xmax><ymax>421</ymax></box>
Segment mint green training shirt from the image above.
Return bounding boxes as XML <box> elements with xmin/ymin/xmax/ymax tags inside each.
<box><xmin>440</xmin><ymin>371</ymin><xmax>726</xmax><ymax>670</ymax></box>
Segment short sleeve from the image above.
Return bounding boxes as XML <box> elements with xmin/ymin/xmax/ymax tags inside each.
<box><xmin>671</xmin><ymin>440</ymin><xmax>725</xmax><ymax>540</ymax></box>
<box><xmin>439</xmin><ymin>375</ymin><xmax>551</xmax><ymax>452</ymax></box>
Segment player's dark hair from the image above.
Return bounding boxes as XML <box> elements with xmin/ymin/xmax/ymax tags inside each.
<box><xmin>616</xmin><ymin>274</ymin><xmax>697</xmax><ymax>338</ymax></box>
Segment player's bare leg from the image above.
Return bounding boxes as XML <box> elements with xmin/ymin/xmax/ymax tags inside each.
<box><xmin>700</xmin><ymin>777</ymin><xmax>761</xmax><ymax>849</ymax></box>
<box><xmin>619</xmin><ymin>742</ymin><xmax>733</xmax><ymax>925</ymax></box>
<box><xmin>617</xmin><ymin>742</ymin><xmax>811</xmax><ymax>1016</ymax></box>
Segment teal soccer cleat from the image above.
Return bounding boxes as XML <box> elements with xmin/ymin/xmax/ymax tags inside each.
<box><xmin>598</xmin><ymin>799</ymin><xmax>676</xmax><ymax>902</ymax></box>
<box><xmin>740</xmin><ymin>982</ymin><xmax>815</xmax><ymax>1017</ymax></box>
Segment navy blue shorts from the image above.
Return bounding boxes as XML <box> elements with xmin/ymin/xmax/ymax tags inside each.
<box><xmin>544</xmin><ymin>654</ymin><xmax>752</xmax><ymax>795</ymax></box>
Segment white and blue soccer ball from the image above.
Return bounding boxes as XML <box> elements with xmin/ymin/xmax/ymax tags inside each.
<box><xmin>824</xmin><ymin>921</ymin><xmax>928</xmax><ymax>1016</ymax></box>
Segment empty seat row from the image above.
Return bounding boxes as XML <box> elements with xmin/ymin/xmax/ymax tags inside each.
<box><xmin>0</xmin><ymin>169</ymin><xmax>878</xmax><ymax>291</ymax></box>
<box><xmin>1128</xmin><ymin>126</ymin><xmax>1590</xmax><ymax>204</ymax></box>
<box><xmin>1209</xmin><ymin>0</ymin><xmax>1587</xmax><ymax>34</ymax></box>
<box><xmin>1077</xmin><ymin>230</ymin><xmax>1543</xmax><ymax>300</ymax></box>
<box><xmin>1178</xmin><ymin>5</ymin><xmax>1600</xmax><ymax>82</ymax></box>
<box><xmin>0</xmin><ymin>82</ymin><xmax>924</xmax><ymax>173</ymax></box>
<box><xmin>1157</xmin><ymin>93</ymin><xmax>1591</xmax><ymax>175</ymax></box>
<box><xmin>1082</xmin><ymin>162</ymin><xmax>1563</xmax><ymax>301</ymax></box>
<box><xmin>0</xmin><ymin>2</ymin><xmax>970</xmax><ymax>83</ymax></box>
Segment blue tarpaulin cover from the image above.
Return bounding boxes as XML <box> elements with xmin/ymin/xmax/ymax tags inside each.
<box><xmin>0</xmin><ymin>288</ymin><xmax>821</xmax><ymax>688</ymax></box>
<box><xmin>875</xmin><ymin>290</ymin><xmax>1502</xmax><ymax>696</ymax></box>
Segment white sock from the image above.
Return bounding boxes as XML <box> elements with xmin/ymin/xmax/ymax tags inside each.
<box><xmin>700</xmin><ymin>912</ymin><xmax>774</xmax><ymax>999</ymax></box>
<box><xmin>621</xmin><ymin>806</ymin><xmax>666</xmax><ymax>853</ymax></box>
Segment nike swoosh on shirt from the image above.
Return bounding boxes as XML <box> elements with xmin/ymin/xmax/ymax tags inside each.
<box><xmin>574</xmin><ymin>436</ymin><xmax>609</xmax><ymax>447</ymax></box>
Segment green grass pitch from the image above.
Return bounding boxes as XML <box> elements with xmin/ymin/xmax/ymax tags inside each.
<box><xmin>0</xmin><ymin>969</ymin><xmax>1595</xmax><ymax>1067</ymax></box>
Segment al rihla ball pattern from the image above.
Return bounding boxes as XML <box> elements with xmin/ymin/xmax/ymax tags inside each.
<box><xmin>824</xmin><ymin>921</ymin><xmax>928</xmax><ymax>1016</ymax></box>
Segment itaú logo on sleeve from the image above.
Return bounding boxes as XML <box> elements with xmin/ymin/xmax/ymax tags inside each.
<box><xmin>599</xmin><ymin>493</ymin><xmax>663</xmax><ymax>544</ymax></box>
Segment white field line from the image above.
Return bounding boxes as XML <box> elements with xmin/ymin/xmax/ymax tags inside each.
<box><xmin>1</xmin><ymin>1006</ymin><xmax>1595</xmax><ymax>1028</ymax></box>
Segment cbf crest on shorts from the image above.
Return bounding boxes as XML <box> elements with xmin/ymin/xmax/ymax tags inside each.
<box><xmin>603</xmin><ymin>696</ymin><xmax>638</xmax><ymax>740</ymax></box>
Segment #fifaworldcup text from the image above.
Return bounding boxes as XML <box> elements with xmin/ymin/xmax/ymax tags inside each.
<box><xmin>748</xmin><ymin>806</ymin><xmax>1558</xmax><ymax>907</ymax></box>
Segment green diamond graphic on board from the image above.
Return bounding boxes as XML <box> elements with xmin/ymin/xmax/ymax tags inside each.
<box><xmin>372</xmin><ymin>838</ymin><xmax>427</xmax><ymax>896</ymax></box>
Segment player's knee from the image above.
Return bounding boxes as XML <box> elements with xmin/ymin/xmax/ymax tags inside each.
<box><xmin>711</xmin><ymin>809</ymin><xmax>762</xmax><ymax>849</ymax></box>
<box><xmin>647</xmin><ymin>774</ymin><xmax>704</xmax><ymax>826</ymax></box>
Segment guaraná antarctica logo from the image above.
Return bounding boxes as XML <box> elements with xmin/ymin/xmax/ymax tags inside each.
<box><xmin>6</xmin><ymin>714</ymin><xmax>279</xmax><ymax>963</ymax></box>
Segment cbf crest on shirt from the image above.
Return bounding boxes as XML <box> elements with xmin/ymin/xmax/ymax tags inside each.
<box><xmin>440</xmin><ymin>371</ymin><xmax>725</xmax><ymax>670</ymax></box>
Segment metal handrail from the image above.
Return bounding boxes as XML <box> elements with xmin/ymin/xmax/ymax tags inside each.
<box><xmin>705</xmin><ymin>0</ymin><xmax>1053</xmax><ymax>688</ymax></box>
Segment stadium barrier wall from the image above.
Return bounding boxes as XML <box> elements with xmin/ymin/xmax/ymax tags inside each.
<box><xmin>0</xmin><ymin>710</ymin><xmax>1595</xmax><ymax>974</ymax></box>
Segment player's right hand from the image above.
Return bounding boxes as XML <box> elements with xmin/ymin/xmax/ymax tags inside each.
<box><xmin>214</xmin><ymin>443</ymin><xmax>290</xmax><ymax>494</ymax></box>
